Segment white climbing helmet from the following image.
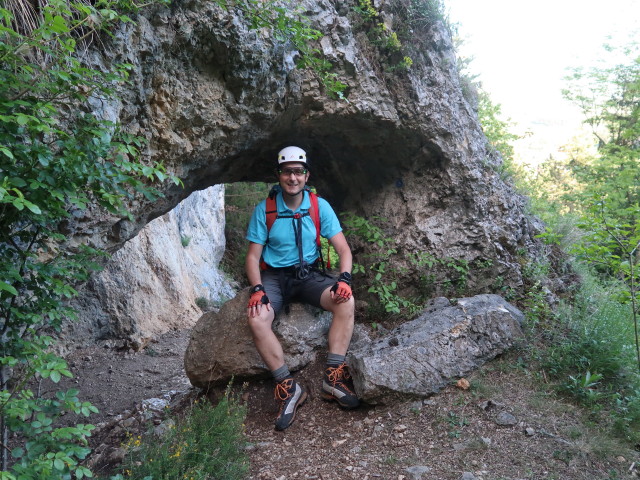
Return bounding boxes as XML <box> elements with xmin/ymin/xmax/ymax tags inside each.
<box><xmin>277</xmin><ymin>146</ymin><xmax>308</xmax><ymax>167</ymax></box>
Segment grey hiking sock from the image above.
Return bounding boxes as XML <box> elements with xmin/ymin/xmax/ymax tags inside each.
<box><xmin>326</xmin><ymin>353</ymin><xmax>346</xmax><ymax>368</ymax></box>
<box><xmin>272</xmin><ymin>364</ymin><xmax>291</xmax><ymax>383</ymax></box>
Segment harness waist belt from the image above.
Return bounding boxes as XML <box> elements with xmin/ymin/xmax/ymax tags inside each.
<box><xmin>264</xmin><ymin>259</ymin><xmax>320</xmax><ymax>273</ymax></box>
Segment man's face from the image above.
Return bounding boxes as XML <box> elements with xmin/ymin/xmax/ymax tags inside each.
<box><xmin>277</xmin><ymin>162</ymin><xmax>310</xmax><ymax>197</ymax></box>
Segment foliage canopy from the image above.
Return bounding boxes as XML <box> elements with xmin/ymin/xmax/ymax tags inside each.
<box><xmin>0</xmin><ymin>1</ymin><xmax>177</xmax><ymax>477</ymax></box>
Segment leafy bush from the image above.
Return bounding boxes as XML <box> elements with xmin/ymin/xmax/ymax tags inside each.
<box><xmin>407</xmin><ymin>0</ymin><xmax>448</xmax><ymax>29</ymax></box>
<box><xmin>116</xmin><ymin>392</ymin><xmax>248</xmax><ymax>480</ymax></box>
<box><xmin>341</xmin><ymin>212</ymin><xmax>419</xmax><ymax>317</ymax></box>
<box><xmin>0</xmin><ymin>2</ymin><xmax>176</xmax><ymax>477</ymax></box>
<box><xmin>341</xmin><ymin>212</ymin><xmax>499</xmax><ymax>320</ymax></box>
<box><xmin>352</xmin><ymin>0</ymin><xmax>416</xmax><ymax>74</ymax></box>
<box><xmin>537</xmin><ymin>266</ymin><xmax>640</xmax><ymax>444</ymax></box>
<box><xmin>353</xmin><ymin>0</ymin><xmax>378</xmax><ymax>22</ymax></box>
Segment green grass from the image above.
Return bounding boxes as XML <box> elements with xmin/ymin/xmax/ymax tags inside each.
<box><xmin>546</xmin><ymin>269</ymin><xmax>636</xmax><ymax>381</ymax></box>
<box><xmin>113</xmin><ymin>390</ymin><xmax>249</xmax><ymax>480</ymax></box>
<box><xmin>529</xmin><ymin>264</ymin><xmax>640</xmax><ymax>446</ymax></box>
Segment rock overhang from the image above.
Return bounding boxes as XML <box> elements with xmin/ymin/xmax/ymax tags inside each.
<box><xmin>74</xmin><ymin>0</ymin><xmax>546</xmax><ymax>297</ymax></box>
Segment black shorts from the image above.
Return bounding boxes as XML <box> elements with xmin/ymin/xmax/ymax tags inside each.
<box><xmin>262</xmin><ymin>267</ymin><xmax>336</xmax><ymax>314</ymax></box>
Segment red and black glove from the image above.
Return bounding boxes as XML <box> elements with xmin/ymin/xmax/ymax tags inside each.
<box><xmin>247</xmin><ymin>284</ymin><xmax>270</xmax><ymax>308</ymax></box>
<box><xmin>331</xmin><ymin>272</ymin><xmax>353</xmax><ymax>300</ymax></box>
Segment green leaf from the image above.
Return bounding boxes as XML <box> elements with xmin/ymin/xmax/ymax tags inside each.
<box><xmin>15</xmin><ymin>113</ymin><xmax>29</xmax><ymax>125</ymax></box>
<box><xmin>24</xmin><ymin>200</ymin><xmax>42</xmax><ymax>214</ymax></box>
<box><xmin>0</xmin><ymin>281</ymin><xmax>18</xmax><ymax>295</ymax></box>
<box><xmin>50</xmin><ymin>370</ymin><xmax>61</xmax><ymax>383</ymax></box>
<box><xmin>50</xmin><ymin>15</ymin><xmax>69</xmax><ymax>34</ymax></box>
<box><xmin>0</xmin><ymin>146</ymin><xmax>14</xmax><ymax>159</ymax></box>
<box><xmin>11</xmin><ymin>447</ymin><xmax>24</xmax><ymax>459</ymax></box>
<box><xmin>37</xmin><ymin>153</ymin><xmax>50</xmax><ymax>166</ymax></box>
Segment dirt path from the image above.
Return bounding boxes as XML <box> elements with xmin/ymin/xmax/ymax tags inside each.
<box><xmin>243</xmin><ymin>359</ymin><xmax>638</xmax><ymax>480</ymax></box>
<box><xmin>59</xmin><ymin>329</ymin><xmax>639</xmax><ymax>480</ymax></box>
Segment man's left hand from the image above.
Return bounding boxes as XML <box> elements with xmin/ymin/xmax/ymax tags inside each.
<box><xmin>330</xmin><ymin>281</ymin><xmax>352</xmax><ymax>303</ymax></box>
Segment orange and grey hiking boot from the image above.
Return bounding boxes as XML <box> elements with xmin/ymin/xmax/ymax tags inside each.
<box><xmin>321</xmin><ymin>363</ymin><xmax>360</xmax><ymax>409</ymax></box>
<box><xmin>274</xmin><ymin>377</ymin><xmax>307</xmax><ymax>431</ymax></box>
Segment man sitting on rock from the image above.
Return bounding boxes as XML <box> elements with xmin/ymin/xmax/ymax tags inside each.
<box><xmin>245</xmin><ymin>145</ymin><xmax>359</xmax><ymax>431</ymax></box>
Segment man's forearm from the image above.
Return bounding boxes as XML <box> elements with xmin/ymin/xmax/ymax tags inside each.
<box><xmin>247</xmin><ymin>269</ymin><xmax>263</xmax><ymax>288</ymax></box>
<box><xmin>245</xmin><ymin>243</ymin><xmax>265</xmax><ymax>287</ymax></box>
<box><xmin>246</xmin><ymin>258</ymin><xmax>263</xmax><ymax>287</ymax></box>
<box><xmin>338</xmin><ymin>255</ymin><xmax>352</xmax><ymax>275</ymax></box>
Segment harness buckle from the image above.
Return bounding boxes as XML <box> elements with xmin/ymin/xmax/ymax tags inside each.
<box><xmin>293</xmin><ymin>261</ymin><xmax>311</xmax><ymax>280</ymax></box>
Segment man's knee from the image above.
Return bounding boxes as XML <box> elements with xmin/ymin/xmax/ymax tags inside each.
<box><xmin>328</xmin><ymin>296</ymin><xmax>355</xmax><ymax>317</ymax></box>
<box><xmin>247</xmin><ymin>308</ymin><xmax>275</xmax><ymax>334</ymax></box>
<box><xmin>343</xmin><ymin>296</ymin><xmax>355</xmax><ymax>313</ymax></box>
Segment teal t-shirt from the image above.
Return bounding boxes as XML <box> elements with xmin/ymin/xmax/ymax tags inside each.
<box><xmin>246</xmin><ymin>190</ymin><xmax>342</xmax><ymax>268</ymax></box>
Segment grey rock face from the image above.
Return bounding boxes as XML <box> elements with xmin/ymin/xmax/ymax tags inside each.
<box><xmin>173</xmin><ymin>186</ymin><xmax>232</xmax><ymax>302</ymax></box>
<box><xmin>67</xmin><ymin>0</ymin><xmax>547</xmax><ymax>301</ymax></box>
<box><xmin>347</xmin><ymin>295</ymin><xmax>524</xmax><ymax>403</ymax></box>
<box><xmin>69</xmin><ymin>186</ymin><xmax>235</xmax><ymax>348</ymax></box>
<box><xmin>65</xmin><ymin>0</ymin><xmax>565</xmax><ymax>361</ymax></box>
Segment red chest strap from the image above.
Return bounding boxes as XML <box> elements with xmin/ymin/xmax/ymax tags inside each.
<box><xmin>263</xmin><ymin>190</ymin><xmax>329</xmax><ymax>269</ymax></box>
<box><xmin>265</xmin><ymin>192</ymin><xmax>321</xmax><ymax>248</ymax></box>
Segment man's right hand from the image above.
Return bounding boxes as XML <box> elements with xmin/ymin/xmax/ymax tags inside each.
<box><xmin>247</xmin><ymin>284</ymin><xmax>270</xmax><ymax>317</ymax></box>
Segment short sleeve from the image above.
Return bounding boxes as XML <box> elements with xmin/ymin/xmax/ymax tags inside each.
<box><xmin>317</xmin><ymin>197</ymin><xmax>342</xmax><ymax>239</ymax></box>
<box><xmin>246</xmin><ymin>200</ymin><xmax>268</xmax><ymax>245</ymax></box>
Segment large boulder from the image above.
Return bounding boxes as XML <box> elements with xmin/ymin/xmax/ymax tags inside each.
<box><xmin>62</xmin><ymin>0</ymin><xmax>561</xmax><ymax>369</ymax></box>
<box><xmin>348</xmin><ymin>295</ymin><xmax>524</xmax><ymax>404</ymax></box>
<box><xmin>184</xmin><ymin>291</ymin><xmax>524</xmax><ymax>401</ymax></box>
<box><xmin>184</xmin><ymin>288</ymin><xmax>332</xmax><ymax>388</ymax></box>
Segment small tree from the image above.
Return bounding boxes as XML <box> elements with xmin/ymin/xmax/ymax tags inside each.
<box><xmin>573</xmin><ymin>198</ymin><xmax>640</xmax><ymax>371</ymax></box>
<box><xmin>563</xmin><ymin>46</ymin><xmax>640</xmax><ymax>218</ymax></box>
<box><xmin>563</xmin><ymin>44</ymin><xmax>640</xmax><ymax>371</ymax></box>
<box><xmin>476</xmin><ymin>90</ymin><xmax>519</xmax><ymax>167</ymax></box>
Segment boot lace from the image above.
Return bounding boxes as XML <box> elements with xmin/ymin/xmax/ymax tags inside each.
<box><xmin>326</xmin><ymin>363</ymin><xmax>353</xmax><ymax>392</ymax></box>
<box><xmin>275</xmin><ymin>378</ymin><xmax>294</xmax><ymax>402</ymax></box>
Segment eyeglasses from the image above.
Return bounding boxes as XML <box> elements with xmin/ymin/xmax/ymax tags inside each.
<box><xmin>278</xmin><ymin>167</ymin><xmax>308</xmax><ymax>176</ymax></box>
